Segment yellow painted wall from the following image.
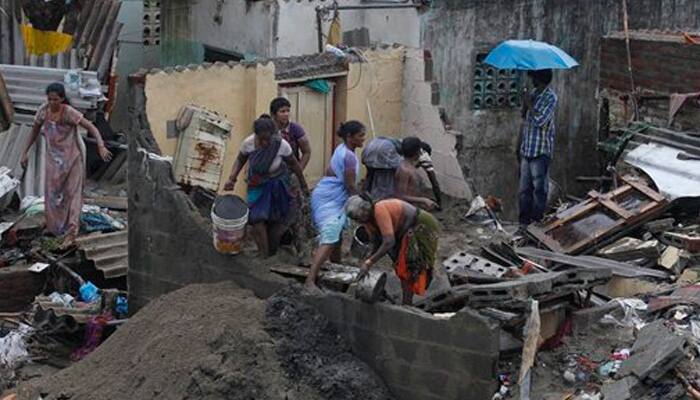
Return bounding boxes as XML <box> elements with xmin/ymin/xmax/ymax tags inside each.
<box><xmin>339</xmin><ymin>47</ymin><xmax>405</xmax><ymax>140</ymax></box>
<box><xmin>144</xmin><ymin>62</ymin><xmax>277</xmax><ymax>195</ymax></box>
<box><xmin>143</xmin><ymin>47</ymin><xmax>407</xmax><ymax>193</ymax></box>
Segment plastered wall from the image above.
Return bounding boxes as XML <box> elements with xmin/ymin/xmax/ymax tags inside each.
<box><xmin>339</xmin><ymin>47</ymin><xmax>406</xmax><ymax>140</ymax></box>
<box><xmin>144</xmin><ymin>62</ymin><xmax>277</xmax><ymax>195</ymax></box>
<box><xmin>143</xmin><ymin>46</ymin><xmax>471</xmax><ymax>199</ymax></box>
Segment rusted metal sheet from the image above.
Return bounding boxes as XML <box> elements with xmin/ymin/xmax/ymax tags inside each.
<box><xmin>528</xmin><ymin>177</ymin><xmax>669</xmax><ymax>255</ymax></box>
<box><xmin>172</xmin><ymin>105</ymin><xmax>233</xmax><ymax>191</ymax></box>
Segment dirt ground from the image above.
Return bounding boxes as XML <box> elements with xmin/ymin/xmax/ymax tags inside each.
<box><xmin>17</xmin><ymin>283</ymin><xmax>393</xmax><ymax>400</ymax></box>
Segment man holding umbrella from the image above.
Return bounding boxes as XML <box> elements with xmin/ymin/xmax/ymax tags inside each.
<box><xmin>517</xmin><ymin>69</ymin><xmax>557</xmax><ymax>231</ymax></box>
<box><xmin>484</xmin><ymin>39</ymin><xmax>577</xmax><ymax>232</ymax></box>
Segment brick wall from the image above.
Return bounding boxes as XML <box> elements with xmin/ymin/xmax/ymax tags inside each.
<box><xmin>305</xmin><ymin>292</ymin><xmax>500</xmax><ymax>400</ymax></box>
<box><xmin>127</xmin><ymin>76</ymin><xmax>287</xmax><ymax>312</ymax></box>
<box><xmin>600</xmin><ymin>33</ymin><xmax>700</xmax><ymax>130</ymax></box>
<box><xmin>601</xmin><ymin>34</ymin><xmax>700</xmax><ymax>94</ymax></box>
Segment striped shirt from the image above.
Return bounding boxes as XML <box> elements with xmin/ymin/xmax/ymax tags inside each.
<box><xmin>520</xmin><ymin>87</ymin><xmax>557</xmax><ymax>159</ymax></box>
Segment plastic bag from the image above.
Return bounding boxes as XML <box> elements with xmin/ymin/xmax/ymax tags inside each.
<box><xmin>0</xmin><ymin>324</ymin><xmax>31</xmax><ymax>368</ymax></box>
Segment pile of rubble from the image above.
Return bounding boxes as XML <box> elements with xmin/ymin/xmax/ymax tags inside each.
<box><xmin>16</xmin><ymin>283</ymin><xmax>394</xmax><ymax>400</ymax></box>
<box><xmin>433</xmin><ymin>173</ymin><xmax>700</xmax><ymax>399</ymax></box>
<box><xmin>0</xmin><ymin>186</ymin><xmax>128</xmax><ymax>395</ymax></box>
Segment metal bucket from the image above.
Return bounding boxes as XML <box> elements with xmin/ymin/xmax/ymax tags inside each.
<box><xmin>355</xmin><ymin>270</ymin><xmax>387</xmax><ymax>303</ymax></box>
<box><xmin>351</xmin><ymin>226</ymin><xmax>371</xmax><ymax>260</ymax></box>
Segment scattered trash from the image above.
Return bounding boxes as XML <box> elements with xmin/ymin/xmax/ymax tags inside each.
<box><xmin>27</xmin><ymin>262</ymin><xmax>50</xmax><ymax>273</ymax></box>
<box><xmin>47</xmin><ymin>292</ymin><xmax>75</xmax><ymax>308</ymax></box>
<box><xmin>0</xmin><ymin>324</ymin><xmax>31</xmax><ymax>368</ymax></box>
<box><xmin>79</xmin><ymin>282</ymin><xmax>100</xmax><ymax>303</ymax></box>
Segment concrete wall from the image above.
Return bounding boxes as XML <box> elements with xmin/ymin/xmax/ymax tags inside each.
<box><xmin>159</xmin><ymin>0</ymin><xmax>420</xmax><ymax>62</ymax></box>
<box><xmin>339</xmin><ymin>47</ymin><xmax>406</xmax><ymax>139</ymax></box>
<box><xmin>306</xmin><ymin>292</ymin><xmax>500</xmax><ymax>400</ymax></box>
<box><xmin>127</xmin><ymin>77</ymin><xmax>287</xmax><ymax>310</ymax></box>
<box><xmin>142</xmin><ymin>47</ymin><xmax>411</xmax><ymax>193</ymax></box>
<box><xmin>110</xmin><ymin>0</ymin><xmax>161</xmax><ymax>131</ymax></box>
<box><xmin>160</xmin><ymin>0</ymin><xmax>275</xmax><ymax>64</ymax></box>
<box><xmin>275</xmin><ymin>0</ymin><xmax>421</xmax><ymax>57</ymax></box>
<box><xmin>400</xmin><ymin>47</ymin><xmax>472</xmax><ymax>199</ymax></box>
<box><xmin>422</xmin><ymin>0</ymin><xmax>700</xmax><ymax>218</ymax></box>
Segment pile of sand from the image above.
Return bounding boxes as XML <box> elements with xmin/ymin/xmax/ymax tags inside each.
<box><xmin>18</xmin><ymin>283</ymin><xmax>393</xmax><ymax>400</ymax></box>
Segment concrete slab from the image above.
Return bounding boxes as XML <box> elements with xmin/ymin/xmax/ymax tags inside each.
<box><xmin>618</xmin><ymin>320</ymin><xmax>687</xmax><ymax>382</ymax></box>
<box><xmin>597</xmin><ymin>237</ymin><xmax>661</xmax><ymax>261</ymax></box>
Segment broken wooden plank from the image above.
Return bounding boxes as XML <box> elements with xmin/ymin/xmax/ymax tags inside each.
<box><xmin>527</xmin><ymin>180</ymin><xmax>668</xmax><ymax>255</ymax></box>
<box><xmin>84</xmin><ymin>196</ymin><xmax>128</xmax><ymax>211</ymax></box>
<box><xmin>516</xmin><ymin>247</ymin><xmax>669</xmax><ymax>279</ymax></box>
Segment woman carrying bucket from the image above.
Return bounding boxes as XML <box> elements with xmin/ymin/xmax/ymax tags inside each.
<box><xmin>305</xmin><ymin>121</ymin><xmax>366</xmax><ymax>290</ymax></box>
<box><xmin>224</xmin><ymin>115</ymin><xmax>309</xmax><ymax>257</ymax></box>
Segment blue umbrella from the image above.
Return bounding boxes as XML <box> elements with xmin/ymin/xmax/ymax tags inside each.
<box><xmin>484</xmin><ymin>40</ymin><xmax>579</xmax><ymax>70</ymax></box>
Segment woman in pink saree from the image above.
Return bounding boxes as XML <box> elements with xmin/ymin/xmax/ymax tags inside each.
<box><xmin>20</xmin><ymin>83</ymin><xmax>112</xmax><ymax>248</ymax></box>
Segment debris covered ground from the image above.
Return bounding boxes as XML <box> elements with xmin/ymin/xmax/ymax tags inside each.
<box><xmin>16</xmin><ymin>283</ymin><xmax>393</xmax><ymax>400</ymax></box>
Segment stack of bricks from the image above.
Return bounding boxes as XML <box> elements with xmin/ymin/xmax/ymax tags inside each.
<box><xmin>304</xmin><ymin>292</ymin><xmax>500</xmax><ymax>400</ymax></box>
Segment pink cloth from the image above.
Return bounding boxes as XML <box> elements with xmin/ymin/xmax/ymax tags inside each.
<box><xmin>34</xmin><ymin>104</ymin><xmax>85</xmax><ymax>237</ymax></box>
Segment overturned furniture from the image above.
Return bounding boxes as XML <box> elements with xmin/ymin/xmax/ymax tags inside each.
<box><xmin>528</xmin><ymin>176</ymin><xmax>668</xmax><ymax>255</ymax></box>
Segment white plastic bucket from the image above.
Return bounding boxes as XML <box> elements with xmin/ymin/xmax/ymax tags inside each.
<box><xmin>211</xmin><ymin>195</ymin><xmax>248</xmax><ymax>255</ymax></box>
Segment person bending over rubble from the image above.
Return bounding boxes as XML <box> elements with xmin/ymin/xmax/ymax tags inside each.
<box><xmin>362</xmin><ymin>136</ymin><xmax>441</xmax><ymax>210</ymax></box>
<box><xmin>305</xmin><ymin>121</ymin><xmax>366</xmax><ymax>289</ymax></box>
<box><xmin>20</xmin><ymin>82</ymin><xmax>112</xmax><ymax>249</ymax></box>
<box><xmin>517</xmin><ymin>69</ymin><xmax>558</xmax><ymax>233</ymax></box>
<box><xmin>347</xmin><ymin>195</ymin><xmax>440</xmax><ymax>305</ymax></box>
<box><xmin>269</xmin><ymin>97</ymin><xmax>314</xmax><ymax>265</ymax></box>
<box><xmin>224</xmin><ymin>115</ymin><xmax>309</xmax><ymax>257</ymax></box>
<box><xmin>394</xmin><ymin>137</ymin><xmax>440</xmax><ymax>211</ymax></box>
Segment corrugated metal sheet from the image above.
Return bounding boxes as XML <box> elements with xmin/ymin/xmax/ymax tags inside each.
<box><xmin>0</xmin><ymin>0</ymin><xmax>25</xmax><ymax>65</ymax></box>
<box><xmin>75</xmin><ymin>230</ymin><xmax>128</xmax><ymax>279</ymax></box>
<box><xmin>0</xmin><ymin>1</ymin><xmax>122</xmax><ymax>81</ymax></box>
<box><xmin>0</xmin><ymin>123</ymin><xmax>45</xmax><ymax>198</ymax></box>
<box><xmin>0</xmin><ymin>64</ymin><xmax>100</xmax><ymax>125</ymax></box>
<box><xmin>624</xmin><ymin>143</ymin><xmax>700</xmax><ymax>200</ymax></box>
<box><xmin>72</xmin><ymin>0</ymin><xmax>123</xmax><ymax>81</ymax></box>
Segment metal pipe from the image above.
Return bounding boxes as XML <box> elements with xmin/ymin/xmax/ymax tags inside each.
<box><xmin>315</xmin><ymin>6</ymin><xmax>324</xmax><ymax>53</ymax></box>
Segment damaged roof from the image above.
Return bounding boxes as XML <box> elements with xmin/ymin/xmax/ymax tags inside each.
<box><xmin>137</xmin><ymin>49</ymin><xmax>370</xmax><ymax>82</ymax></box>
<box><xmin>0</xmin><ymin>64</ymin><xmax>100</xmax><ymax>125</ymax></box>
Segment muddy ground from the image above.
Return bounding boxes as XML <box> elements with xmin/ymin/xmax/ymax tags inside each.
<box><xmin>17</xmin><ymin>283</ymin><xmax>393</xmax><ymax>400</ymax></box>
